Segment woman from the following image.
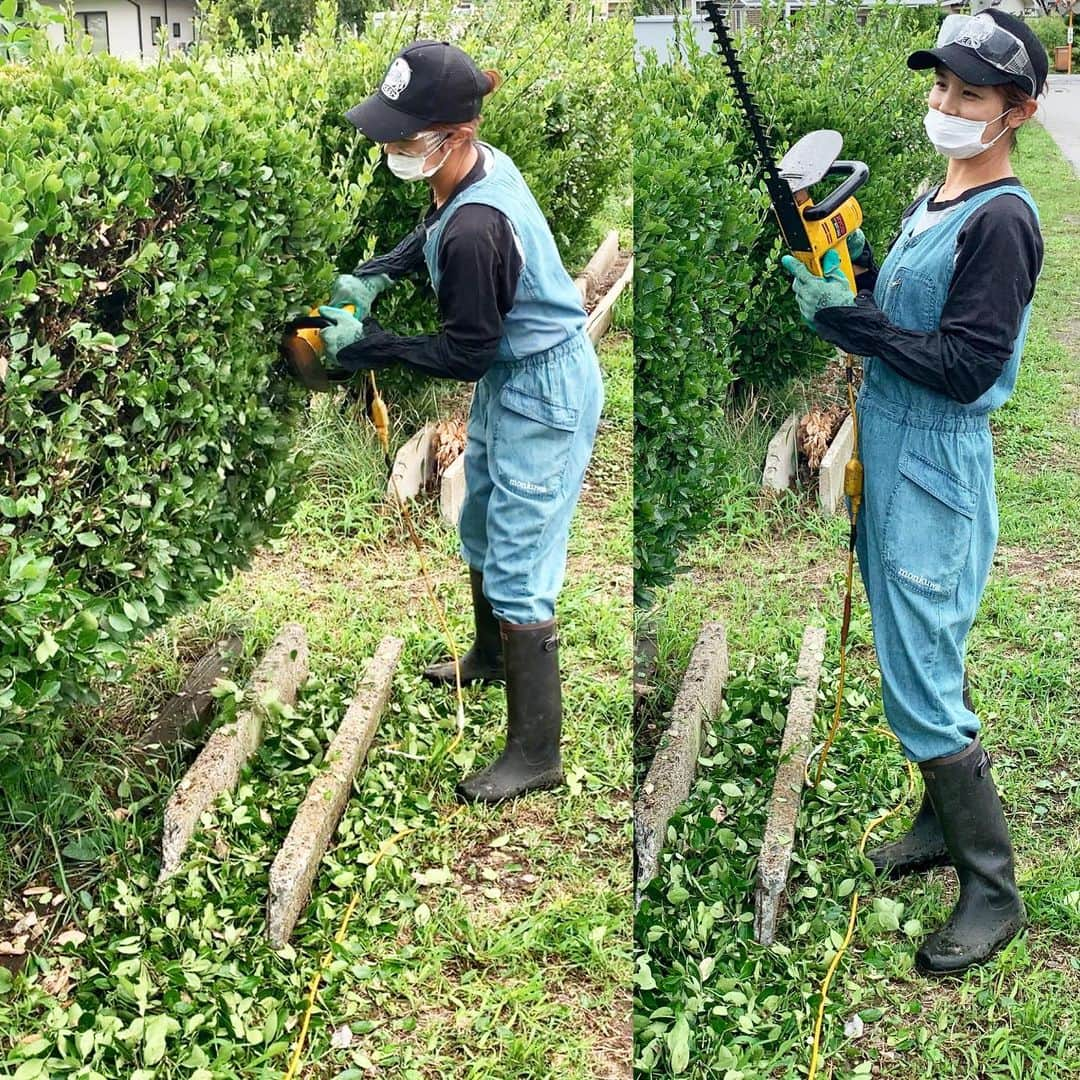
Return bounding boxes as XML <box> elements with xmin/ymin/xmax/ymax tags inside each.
<box><xmin>313</xmin><ymin>40</ymin><xmax>603</xmax><ymax>806</ymax></box>
<box><xmin>783</xmin><ymin>9</ymin><xmax>1046</xmax><ymax>975</ymax></box>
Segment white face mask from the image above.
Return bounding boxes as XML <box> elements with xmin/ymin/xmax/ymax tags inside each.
<box><xmin>923</xmin><ymin>105</ymin><xmax>1013</xmax><ymax>160</ymax></box>
<box><xmin>385</xmin><ymin>131</ymin><xmax>452</xmax><ymax>182</ymax></box>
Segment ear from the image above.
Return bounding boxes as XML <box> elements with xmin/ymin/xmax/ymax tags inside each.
<box><xmin>1008</xmin><ymin>98</ymin><xmax>1038</xmax><ymax>128</ymax></box>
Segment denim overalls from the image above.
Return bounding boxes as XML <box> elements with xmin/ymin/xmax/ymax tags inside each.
<box><xmin>856</xmin><ymin>184</ymin><xmax>1039</xmax><ymax>762</ymax></box>
<box><xmin>423</xmin><ymin>145</ymin><xmax>604</xmax><ymax>625</ymax></box>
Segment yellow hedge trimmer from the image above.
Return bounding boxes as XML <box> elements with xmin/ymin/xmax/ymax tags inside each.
<box><xmin>279</xmin><ymin>303</ymin><xmax>357</xmax><ymax>393</ymax></box>
<box><xmin>703</xmin><ymin>1</ymin><xmax>869</xmax><ymax>289</ymax></box>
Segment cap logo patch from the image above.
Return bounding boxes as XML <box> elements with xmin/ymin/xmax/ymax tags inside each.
<box><xmin>382</xmin><ymin>58</ymin><xmax>411</xmax><ymax>101</ymax></box>
<box><xmin>955</xmin><ymin>17</ymin><xmax>995</xmax><ymax>50</ymax></box>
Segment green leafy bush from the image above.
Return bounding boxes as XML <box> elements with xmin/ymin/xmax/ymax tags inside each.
<box><xmin>1027</xmin><ymin>13</ymin><xmax>1068</xmax><ymax>58</ymax></box>
<box><xmin>0</xmin><ymin>0</ymin><xmax>62</xmax><ymax>61</ymax></box>
<box><xmin>0</xmin><ymin>47</ymin><xmax>359</xmax><ymax>761</ymax></box>
<box><xmin>633</xmin><ymin>60</ymin><xmax>766</xmax><ymax>601</ymax></box>
<box><xmin>634</xmin><ymin>0</ymin><xmax>939</xmax><ymax>598</ymax></box>
<box><xmin>0</xmin><ymin>1</ymin><xmax>631</xmax><ymax>765</ymax></box>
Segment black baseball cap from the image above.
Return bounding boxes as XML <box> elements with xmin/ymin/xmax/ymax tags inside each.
<box><xmin>908</xmin><ymin>10</ymin><xmax>1047</xmax><ymax>98</ymax></box>
<box><xmin>344</xmin><ymin>40</ymin><xmax>493</xmax><ymax>143</ymax></box>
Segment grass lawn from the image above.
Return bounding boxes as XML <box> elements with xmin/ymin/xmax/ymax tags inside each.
<box><xmin>634</xmin><ymin>124</ymin><xmax>1080</xmax><ymax>1079</ymax></box>
<box><xmin>0</xmin><ymin>300</ymin><xmax>632</xmax><ymax>1077</ymax></box>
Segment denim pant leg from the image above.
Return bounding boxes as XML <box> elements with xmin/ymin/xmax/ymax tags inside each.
<box><xmin>857</xmin><ymin>402</ymin><xmax>991</xmax><ymax>762</ymax></box>
<box><xmin>481</xmin><ymin>340</ymin><xmax>603</xmax><ymax>625</ymax></box>
<box><xmin>458</xmin><ymin>380</ymin><xmax>494</xmax><ymax>574</ymax></box>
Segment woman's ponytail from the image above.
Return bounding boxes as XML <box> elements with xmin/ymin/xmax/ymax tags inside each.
<box><xmin>481</xmin><ymin>69</ymin><xmax>503</xmax><ymax>96</ymax></box>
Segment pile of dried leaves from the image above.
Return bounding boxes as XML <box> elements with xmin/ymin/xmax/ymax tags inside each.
<box><xmin>797</xmin><ymin>406</ymin><xmax>848</xmax><ymax>475</ymax></box>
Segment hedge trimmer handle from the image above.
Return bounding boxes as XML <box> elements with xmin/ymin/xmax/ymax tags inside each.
<box><xmin>791</xmin><ymin>179</ymin><xmax>866</xmax><ymax>294</ymax></box>
<box><xmin>802</xmin><ymin>161</ymin><xmax>869</xmax><ymax>221</ymax></box>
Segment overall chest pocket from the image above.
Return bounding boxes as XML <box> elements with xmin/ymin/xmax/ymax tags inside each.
<box><xmin>883</xmin><ymin>449</ymin><xmax>978</xmax><ymax>600</ymax></box>
<box><xmin>880</xmin><ymin>265</ymin><xmax>941</xmax><ymax>334</ymax></box>
<box><xmin>493</xmin><ymin>378</ymin><xmax>581</xmax><ymax>500</ymax></box>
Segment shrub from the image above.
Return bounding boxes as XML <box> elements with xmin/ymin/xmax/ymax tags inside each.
<box><xmin>0</xmin><ymin>1</ymin><xmax>632</xmax><ymax>765</ymax></box>
<box><xmin>634</xmin><ymin>0</ymin><xmax>939</xmax><ymax>599</ymax></box>
<box><xmin>0</xmin><ymin>45</ymin><xmax>360</xmax><ymax>763</ymax></box>
<box><xmin>633</xmin><ymin>60</ymin><xmax>767</xmax><ymax>601</ymax></box>
<box><xmin>0</xmin><ymin>0</ymin><xmax>62</xmax><ymax>61</ymax></box>
<box><xmin>1027</xmin><ymin>13</ymin><xmax>1068</xmax><ymax>58</ymax></box>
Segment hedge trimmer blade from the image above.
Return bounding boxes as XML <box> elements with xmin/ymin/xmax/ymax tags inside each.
<box><xmin>702</xmin><ymin>1</ymin><xmax>811</xmax><ymax>253</ymax></box>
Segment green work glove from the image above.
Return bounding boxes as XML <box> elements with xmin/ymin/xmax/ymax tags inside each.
<box><xmin>845</xmin><ymin>228</ymin><xmax>866</xmax><ymax>264</ymax></box>
<box><xmin>780</xmin><ymin>247</ymin><xmax>855</xmax><ymax>329</ymax></box>
<box><xmin>328</xmin><ymin>272</ymin><xmax>393</xmax><ymax>317</ymax></box>
<box><xmin>317</xmin><ymin>305</ymin><xmax>366</xmax><ymax>362</ymax></box>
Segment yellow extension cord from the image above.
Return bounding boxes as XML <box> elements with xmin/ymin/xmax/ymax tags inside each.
<box><xmin>283</xmin><ymin>371</ymin><xmax>467</xmax><ymax>1079</ymax></box>
<box><xmin>804</xmin><ymin>357</ymin><xmax>916</xmax><ymax>1080</ymax></box>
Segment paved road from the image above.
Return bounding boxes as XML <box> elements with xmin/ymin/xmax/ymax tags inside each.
<box><xmin>1038</xmin><ymin>75</ymin><xmax>1080</xmax><ymax>176</ymax></box>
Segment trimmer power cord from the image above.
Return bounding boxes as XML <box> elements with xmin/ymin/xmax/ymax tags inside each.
<box><xmin>807</xmin><ymin>734</ymin><xmax>915</xmax><ymax>1080</ymax></box>
<box><xmin>283</xmin><ymin>371</ymin><xmax>467</xmax><ymax>1078</ymax></box>
<box><xmin>815</xmin><ymin>354</ymin><xmax>862</xmax><ymax>789</ymax></box>
<box><xmin>804</xmin><ymin>355</ymin><xmax>914</xmax><ymax>1080</ymax></box>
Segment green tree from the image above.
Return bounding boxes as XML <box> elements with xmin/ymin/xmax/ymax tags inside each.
<box><xmin>199</xmin><ymin>0</ymin><xmax>380</xmax><ymax>48</ymax></box>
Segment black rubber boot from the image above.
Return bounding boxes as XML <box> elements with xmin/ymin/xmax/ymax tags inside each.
<box><xmin>423</xmin><ymin>568</ymin><xmax>504</xmax><ymax>685</ymax></box>
<box><xmin>866</xmin><ymin>671</ymin><xmax>976</xmax><ymax>878</ymax></box>
<box><xmin>915</xmin><ymin>738</ymin><xmax>1026</xmax><ymax>976</ymax></box>
<box><xmin>455</xmin><ymin>619</ymin><xmax>564</xmax><ymax>804</ymax></box>
<box><xmin>868</xmin><ymin>789</ymin><xmax>951</xmax><ymax>877</ymax></box>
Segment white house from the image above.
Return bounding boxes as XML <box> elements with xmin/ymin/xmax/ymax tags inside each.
<box><xmin>40</xmin><ymin>1</ymin><xmax>625</xmax><ymax>63</ymax></box>
<box><xmin>42</xmin><ymin>0</ymin><xmax>199</xmax><ymax>62</ymax></box>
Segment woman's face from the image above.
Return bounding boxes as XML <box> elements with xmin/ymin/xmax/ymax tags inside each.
<box><xmin>929</xmin><ymin>67</ymin><xmax>1011</xmax><ymax>138</ymax></box>
<box><xmin>382</xmin><ymin>130</ymin><xmax>450</xmax><ymax>172</ymax></box>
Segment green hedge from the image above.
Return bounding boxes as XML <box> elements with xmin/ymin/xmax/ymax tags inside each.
<box><xmin>0</xmin><ymin>1</ymin><xmax>631</xmax><ymax>764</ymax></box>
<box><xmin>634</xmin><ymin>0</ymin><xmax>939</xmax><ymax>600</ymax></box>
<box><xmin>633</xmin><ymin>71</ymin><xmax>766</xmax><ymax>600</ymax></box>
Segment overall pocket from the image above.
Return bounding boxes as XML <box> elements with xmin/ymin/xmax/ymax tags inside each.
<box><xmin>493</xmin><ymin>377</ymin><xmax>580</xmax><ymax>500</ymax></box>
<box><xmin>883</xmin><ymin>449</ymin><xmax>978</xmax><ymax>600</ymax></box>
<box><xmin>879</xmin><ymin>265</ymin><xmax>940</xmax><ymax>333</ymax></box>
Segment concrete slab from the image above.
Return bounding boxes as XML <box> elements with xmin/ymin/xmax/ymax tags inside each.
<box><xmin>818</xmin><ymin>414</ymin><xmax>854</xmax><ymax>516</ymax></box>
<box><xmin>386</xmin><ymin>424</ymin><xmax>436</xmax><ymax>503</ymax></box>
<box><xmin>753</xmin><ymin>624</ymin><xmax>827</xmax><ymax>945</ymax></box>
<box><xmin>586</xmin><ymin>255</ymin><xmax>633</xmax><ymax>345</ymax></box>
<box><xmin>1039</xmin><ymin>75</ymin><xmax>1080</xmax><ymax>177</ymax></box>
<box><xmin>575</xmin><ymin>230</ymin><xmax>620</xmax><ymax>308</ymax></box>
<box><xmin>439</xmin><ymin>450</ymin><xmax>466</xmax><ymax>527</ymax></box>
<box><xmin>159</xmin><ymin>623</ymin><xmax>309</xmax><ymax>880</ymax></box>
<box><xmin>574</xmin><ymin>275</ymin><xmax>589</xmax><ymax>307</ymax></box>
<box><xmin>634</xmin><ymin>621</ymin><xmax>728</xmax><ymax>905</ymax></box>
<box><xmin>267</xmin><ymin>636</ymin><xmax>403</xmax><ymax>946</ymax></box>
<box><xmin>762</xmin><ymin>412</ymin><xmax>800</xmax><ymax>493</ymax></box>
<box><xmin>583</xmin><ymin>230</ymin><xmax>621</xmax><ymax>305</ymax></box>
<box><xmin>634</xmin><ymin>628</ymin><xmax>659</xmax><ymax>707</ymax></box>
<box><xmin>134</xmin><ymin>634</ymin><xmax>243</xmax><ymax>767</ymax></box>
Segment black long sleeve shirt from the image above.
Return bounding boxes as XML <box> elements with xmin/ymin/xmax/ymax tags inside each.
<box><xmin>336</xmin><ymin>147</ymin><xmax>523</xmax><ymax>382</ymax></box>
<box><xmin>815</xmin><ymin>178</ymin><xmax>1042</xmax><ymax>405</ymax></box>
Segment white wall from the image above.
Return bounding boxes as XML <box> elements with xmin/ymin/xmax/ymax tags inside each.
<box><xmin>634</xmin><ymin>15</ymin><xmax>716</xmax><ymax>66</ymax></box>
